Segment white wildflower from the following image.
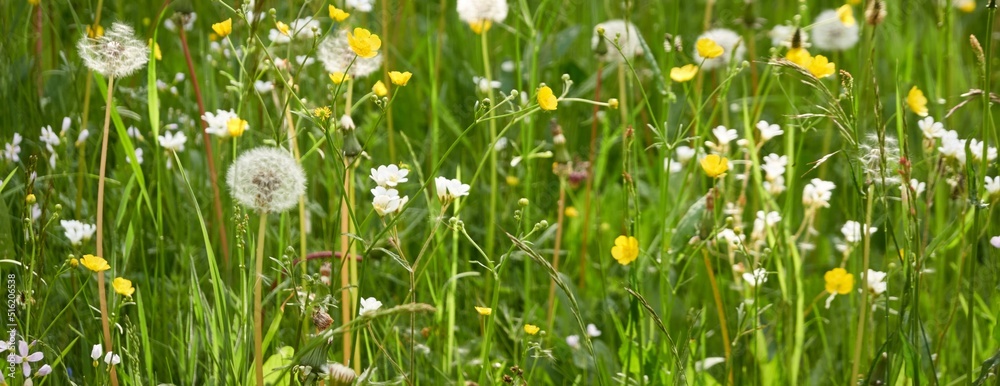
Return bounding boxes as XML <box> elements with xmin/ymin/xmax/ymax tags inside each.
<box><xmin>756</xmin><ymin>120</ymin><xmax>784</xmax><ymax>142</ymax></box>
<box><xmin>742</xmin><ymin>268</ymin><xmax>768</xmax><ymax>288</ymax></box>
<box><xmin>359</xmin><ymin>297</ymin><xmax>383</xmax><ymax>315</ymax></box>
<box><xmin>157</xmin><ymin>131</ymin><xmax>187</xmax><ymax>152</ymax></box>
<box><xmin>370</xmin><ymin>164</ymin><xmax>409</xmax><ymax>187</ymax></box>
<box><xmin>61</xmin><ymin>220</ymin><xmax>97</xmax><ymax>246</ymax></box>
<box><xmin>841</xmin><ymin>220</ymin><xmax>877</xmax><ymax>244</ymax></box>
<box><xmin>918</xmin><ymin>116</ymin><xmax>945</xmax><ymax>139</ymax></box>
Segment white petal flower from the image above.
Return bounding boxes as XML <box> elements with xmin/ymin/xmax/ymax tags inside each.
<box><xmin>91</xmin><ymin>344</ymin><xmax>102</xmax><ymax>361</ymax></box>
<box><xmin>985</xmin><ymin>176</ymin><xmax>1000</xmax><ymax>196</ymax></box>
<box><xmin>903</xmin><ymin>178</ymin><xmax>926</xmax><ymax>197</ymax></box>
<box><xmin>40</xmin><ymin>125</ymin><xmax>60</xmax><ymax>151</ymax></box>
<box><xmin>841</xmin><ymin>220</ymin><xmax>877</xmax><ymax>244</ymax></box>
<box><xmin>863</xmin><ymin>269</ymin><xmax>888</xmax><ymax>296</ymax></box>
<box><xmin>803</xmin><ymin>178</ymin><xmax>836</xmax><ymax>208</ymax></box>
<box><xmin>157</xmin><ymin>131</ymin><xmax>188</xmax><ymax>152</ymax></box>
<box><xmin>473</xmin><ymin>76</ymin><xmax>502</xmax><ymax>93</ymax></box>
<box><xmin>104</xmin><ymin>352</ymin><xmax>121</xmax><ymax>366</ymax></box>
<box><xmin>202</xmin><ymin>109</ymin><xmax>238</xmax><ymax>137</ymax></box>
<box><xmin>565</xmin><ymin>335</ymin><xmax>581</xmax><ymax>350</ymax></box>
<box><xmin>742</xmin><ymin>268</ymin><xmax>768</xmax><ymax>288</ymax></box>
<box><xmin>359</xmin><ymin>297</ymin><xmax>383</xmax><ymax>315</ymax></box>
<box><xmin>712</xmin><ymin>126</ymin><xmax>739</xmax><ymax>145</ymax></box>
<box><xmin>586</xmin><ymin>324</ymin><xmax>602</xmax><ymax>337</ymax></box>
<box><xmin>969</xmin><ymin>139</ymin><xmax>998</xmax><ymax>162</ymax></box>
<box><xmin>369</xmin><ymin>165</ymin><xmax>409</xmax><ymax>187</ymax></box>
<box><xmin>756</xmin><ymin>120</ymin><xmax>783</xmax><ymax>142</ymax></box>
<box><xmin>918</xmin><ymin>116</ymin><xmax>945</xmax><ymax>139</ymax></box>
<box><xmin>675</xmin><ymin>146</ymin><xmax>696</xmax><ymax>163</ymax></box>
<box><xmin>446</xmin><ymin>178</ymin><xmax>471</xmax><ymax>198</ymax></box>
<box><xmin>254</xmin><ymin>80</ymin><xmax>274</xmax><ymax>94</ymax></box>
<box><xmin>695</xmin><ymin>357</ymin><xmax>726</xmax><ymax>372</ymax></box>
<box><xmin>4</xmin><ymin>133</ymin><xmax>23</xmax><ymax>162</ymax></box>
<box><xmin>346</xmin><ymin>0</ymin><xmax>375</xmax><ymax>12</ymax></box>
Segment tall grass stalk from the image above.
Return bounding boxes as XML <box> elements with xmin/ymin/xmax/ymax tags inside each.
<box><xmin>94</xmin><ymin>74</ymin><xmax>120</xmax><ymax>386</ymax></box>
<box><xmin>253</xmin><ymin>210</ymin><xmax>268</xmax><ymax>386</ymax></box>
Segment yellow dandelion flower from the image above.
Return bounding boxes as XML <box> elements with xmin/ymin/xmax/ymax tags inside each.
<box><xmin>837</xmin><ymin>4</ymin><xmax>856</xmax><ymax>26</ymax></box>
<box><xmin>389</xmin><ymin>71</ymin><xmax>412</xmax><ymax>86</ymax></box>
<box><xmin>81</xmin><ymin>254</ymin><xmax>110</xmax><ymax>272</ymax></box>
<box><xmin>475</xmin><ymin>306</ymin><xmax>492</xmax><ymax>316</ymax></box>
<box><xmin>347</xmin><ymin>27</ymin><xmax>381</xmax><ymax>59</ymax></box>
<box><xmin>907</xmin><ymin>86</ymin><xmax>928</xmax><ymax>117</ymax></box>
<box><xmin>112</xmin><ymin>277</ymin><xmax>135</xmax><ymax>298</ymax></box>
<box><xmin>696</xmin><ymin>38</ymin><xmax>724</xmax><ymax>59</ymax></box>
<box><xmin>372</xmin><ymin>80</ymin><xmax>388</xmax><ymax>97</ymax></box>
<box><xmin>564</xmin><ymin>206</ymin><xmax>579</xmax><ymax>218</ymax></box>
<box><xmin>524</xmin><ymin>324</ymin><xmax>540</xmax><ymax>335</ymax></box>
<box><xmin>212</xmin><ymin>18</ymin><xmax>232</xmax><ymax>38</ymax></box>
<box><xmin>824</xmin><ymin>268</ymin><xmax>854</xmax><ymax>295</ymax></box>
<box><xmin>700</xmin><ymin>154</ymin><xmax>729</xmax><ymax>178</ymax></box>
<box><xmin>276</xmin><ymin>21</ymin><xmax>290</xmax><ymax>36</ymax></box>
<box><xmin>469</xmin><ymin>20</ymin><xmax>492</xmax><ymax>34</ymax></box>
<box><xmin>669</xmin><ymin>64</ymin><xmax>699</xmax><ymax>83</ymax></box>
<box><xmin>611</xmin><ymin>235</ymin><xmax>639</xmax><ymax>266</ymax></box>
<box><xmin>329</xmin><ymin>72</ymin><xmax>351</xmax><ymax>85</ymax></box>
<box><xmin>226</xmin><ymin>117</ymin><xmax>248</xmax><ymax>137</ymax></box>
<box><xmin>807</xmin><ymin>55</ymin><xmax>835</xmax><ymax>79</ymax></box>
<box><xmin>329</xmin><ymin>5</ymin><xmax>350</xmax><ymax>22</ymax></box>
<box><xmin>537</xmin><ymin>85</ymin><xmax>558</xmax><ymax>111</ymax></box>
<box><xmin>785</xmin><ymin>47</ymin><xmax>812</xmax><ymax>67</ymax></box>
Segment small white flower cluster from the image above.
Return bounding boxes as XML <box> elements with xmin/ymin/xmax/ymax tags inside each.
<box><xmin>346</xmin><ymin>0</ymin><xmax>375</xmax><ymax>12</ymax></box>
<box><xmin>705</xmin><ymin>125</ymin><xmax>739</xmax><ymax>154</ymax></box>
<box><xmin>61</xmin><ymin>220</ymin><xmax>97</xmax><ymax>246</ymax></box>
<box><xmin>157</xmin><ymin>131</ymin><xmax>188</xmax><ymax>170</ymax></box>
<box><xmin>841</xmin><ymin>220</ymin><xmax>877</xmax><ymax>244</ymax></box>
<box><xmin>761</xmin><ymin>154</ymin><xmax>788</xmax><ymax>195</ymax></box>
<box><xmin>802</xmin><ymin>178</ymin><xmax>836</xmax><ymax>210</ymax></box>
<box><xmin>434</xmin><ymin>176</ymin><xmax>471</xmax><ymax>204</ymax></box>
<box><xmin>39</xmin><ymin>124</ymin><xmax>62</xmax><ymax>168</ymax></box>
<box><xmin>664</xmin><ymin>145</ymin><xmax>695</xmax><ymax>174</ymax></box>
<box><xmin>155</xmin><ymin>72</ymin><xmax>186</xmax><ymax>96</ymax></box>
<box><xmin>863</xmin><ymin>269</ymin><xmax>888</xmax><ymax>296</ymax></box>
<box><xmin>742</xmin><ymin>268</ymin><xmax>768</xmax><ymax>288</ymax></box>
<box><xmin>202</xmin><ymin>109</ymin><xmax>245</xmax><ymax>138</ymax></box>
<box><xmin>370</xmin><ymin>164</ymin><xmax>410</xmax><ymax>217</ymax></box>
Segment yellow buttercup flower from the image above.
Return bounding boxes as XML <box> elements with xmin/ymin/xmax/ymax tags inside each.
<box><xmin>506</xmin><ymin>175</ymin><xmax>520</xmax><ymax>186</ymax></box>
<box><xmin>824</xmin><ymin>268</ymin><xmax>854</xmax><ymax>295</ymax></box>
<box><xmin>837</xmin><ymin>4</ymin><xmax>856</xmax><ymax>27</ymax></box>
<box><xmin>81</xmin><ymin>254</ymin><xmax>110</xmax><ymax>272</ymax></box>
<box><xmin>807</xmin><ymin>55</ymin><xmax>835</xmax><ymax>79</ymax></box>
<box><xmin>524</xmin><ymin>324</ymin><xmax>540</xmax><ymax>335</ymax></box>
<box><xmin>372</xmin><ymin>80</ymin><xmax>388</xmax><ymax>97</ymax></box>
<box><xmin>669</xmin><ymin>64</ymin><xmax>699</xmax><ymax>83</ymax></box>
<box><xmin>957</xmin><ymin>0</ymin><xmax>975</xmax><ymax>13</ymax></box>
<box><xmin>388</xmin><ymin>71</ymin><xmax>412</xmax><ymax>86</ymax></box>
<box><xmin>537</xmin><ymin>85</ymin><xmax>558</xmax><ymax>111</ymax></box>
<box><xmin>608</xmin><ymin>98</ymin><xmax>619</xmax><ymax>109</ymax></box>
<box><xmin>29</xmin><ymin>0</ymin><xmax>40</xmax><ymax>6</ymax></box>
<box><xmin>226</xmin><ymin>117</ymin><xmax>248</xmax><ymax>137</ymax></box>
<box><xmin>696</xmin><ymin>38</ymin><xmax>724</xmax><ymax>59</ymax></box>
<box><xmin>785</xmin><ymin>47</ymin><xmax>811</xmax><ymax>67</ymax></box>
<box><xmin>148</xmin><ymin>39</ymin><xmax>161</xmax><ymax>61</ymax></box>
<box><xmin>87</xmin><ymin>24</ymin><xmax>104</xmax><ymax>38</ymax></box>
<box><xmin>611</xmin><ymin>235</ymin><xmax>639</xmax><ymax>266</ymax></box>
<box><xmin>700</xmin><ymin>154</ymin><xmax>729</xmax><ymax>178</ymax></box>
<box><xmin>112</xmin><ymin>277</ymin><xmax>135</xmax><ymax>298</ymax></box>
<box><xmin>276</xmin><ymin>21</ymin><xmax>290</xmax><ymax>36</ymax></box>
<box><xmin>469</xmin><ymin>20</ymin><xmax>492</xmax><ymax>34</ymax></box>
<box><xmin>212</xmin><ymin>18</ymin><xmax>233</xmax><ymax>38</ymax></box>
<box><xmin>330</xmin><ymin>72</ymin><xmax>351</xmax><ymax>85</ymax></box>
<box><xmin>564</xmin><ymin>206</ymin><xmax>579</xmax><ymax>218</ymax></box>
<box><xmin>329</xmin><ymin>5</ymin><xmax>350</xmax><ymax>22</ymax></box>
<box><xmin>69</xmin><ymin>257</ymin><xmax>79</xmax><ymax>267</ymax></box>
<box><xmin>313</xmin><ymin>106</ymin><xmax>332</xmax><ymax>120</ymax></box>
<box><xmin>475</xmin><ymin>306</ymin><xmax>492</xmax><ymax>316</ymax></box>
<box><xmin>907</xmin><ymin>86</ymin><xmax>928</xmax><ymax>117</ymax></box>
<box><xmin>347</xmin><ymin>27</ymin><xmax>381</xmax><ymax>59</ymax></box>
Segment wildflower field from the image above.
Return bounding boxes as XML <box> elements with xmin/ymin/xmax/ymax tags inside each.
<box><xmin>4</xmin><ymin>0</ymin><xmax>1000</xmax><ymax>384</ymax></box>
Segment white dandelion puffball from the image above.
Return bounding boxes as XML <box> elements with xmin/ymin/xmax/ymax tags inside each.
<box><xmin>811</xmin><ymin>9</ymin><xmax>859</xmax><ymax>51</ymax></box>
<box><xmin>592</xmin><ymin>19</ymin><xmax>643</xmax><ymax>62</ymax></box>
<box><xmin>226</xmin><ymin>147</ymin><xmax>307</xmax><ymax>213</ymax></box>
<box><xmin>693</xmin><ymin>28</ymin><xmax>745</xmax><ymax>71</ymax></box>
<box><xmin>457</xmin><ymin>0</ymin><xmax>508</xmax><ymax>24</ymax></box>
<box><xmin>769</xmin><ymin>24</ymin><xmax>809</xmax><ymax>48</ymax></box>
<box><xmin>317</xmin><ymin>29</ymin><xmax>383</xmax><ymax>78</ymax></box>
<box><xmin>77</xmin><ymin>22</ymin><xmax>150</xmax><ymax>78</ymax></box>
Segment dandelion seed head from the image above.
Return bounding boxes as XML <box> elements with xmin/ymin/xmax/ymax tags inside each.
<box><xmin>77</xmin><ymin>22</ymin><xmax>150</xmax><ymax>78</ymax></box>
<box><xmin>226</xmin><ymin>147</ymin><xmax>306</xmax><ymax>213</ymax></box>
<box><xmin>591</xmin><ymin>19</ymin><xmax>643</xmax><ymax>62</ymax></box>
<box><xmin>317</xmin><ymin>30</ymin><xmax>383</xmax><ymax>78</ymax></box>
<box><xmin>811</xmin><ymin>9</ymin><xmax>860</xmax><ymax>51</ymax></box>
<box><xmin>457</xmin><ymin>0</ymin><xmax>508</xmax><ymax>25</ymax></box>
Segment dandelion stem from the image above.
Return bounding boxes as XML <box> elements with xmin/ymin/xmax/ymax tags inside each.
<box><xmin>253</xmin><ymin>210</ymin><xmax>268</xmax><ymax>386</ymax></box>
<box><xmin>481</xmin><ymin>28</ymin><xmax>498</xmax><ymax>274</ymax></box>
<box><xmin>95</xmin><ymin>74</ymin><xmax>119</xmax><ymax>386</ymax></box>
<box><xmin>580</xmin><ymin>61</ymin><xmax>602</xmax><ymax>289</ymax></box>
<box><xmin>701</xmin><ymin>249</ymin><xmax>732</xmax><ymax>380</ymax></box>
<box><xmin>546</xmin><ymin>177</ymin><xmax>567</xmax><ymax>328</ymax></box>
<box><xmin>339</xmin><ymin>158</ymin><xmax>355</xmax><ymax>369</ymax></box>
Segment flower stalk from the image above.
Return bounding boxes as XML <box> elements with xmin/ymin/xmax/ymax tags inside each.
<box><xmin>95</xmin><ymin>74</ymin><xmax>120</xmax><ymax>386</ymax></box>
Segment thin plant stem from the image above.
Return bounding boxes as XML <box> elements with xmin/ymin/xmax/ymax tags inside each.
<box><xmin>340</xmin><ymin>160</ymin><xmax>353</xmax><ymax>367</ymax></box>
<box><xmin>481</xmin><ymin>29</ymin><xmax>498</xmax><ymax>268</ymax></box>
<box><xmin>253</xmin><ymin>210</ymin><xmax>268</xmax><ymax>386</ymax></box>
<box><xmin>178</xmin><ymin>24</ymin><xmax>230</xmax><ymax>267</ymax></box>
<box><xmin>849</xmin><ymin>185</ymin><xmax>875</xmax><ymax>383</ymax></box>
<box><xmin>701</xmin><ymin>249</ymin><xmax>732</xmax><ymax>383</ymax></box>
<box><xmin>94</xmin><ymin>74</ymin><xmax>119</xmax><ymax>386</ymax></box>
<box><xmin>546</xmin><ymin>177</ymin><xmax>567</xmax><ymax>328</ymax></box>
<box><xmin>579</xmin><ymin>61</ymin><xmax>602</xmax><ymax>289</ymax></box>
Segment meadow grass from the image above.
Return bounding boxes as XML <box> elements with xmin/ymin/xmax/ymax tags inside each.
<box><xmin>2</xmin><ymin>0</ymin><xmax>1000</xmax><ymax>385</ymax></box>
